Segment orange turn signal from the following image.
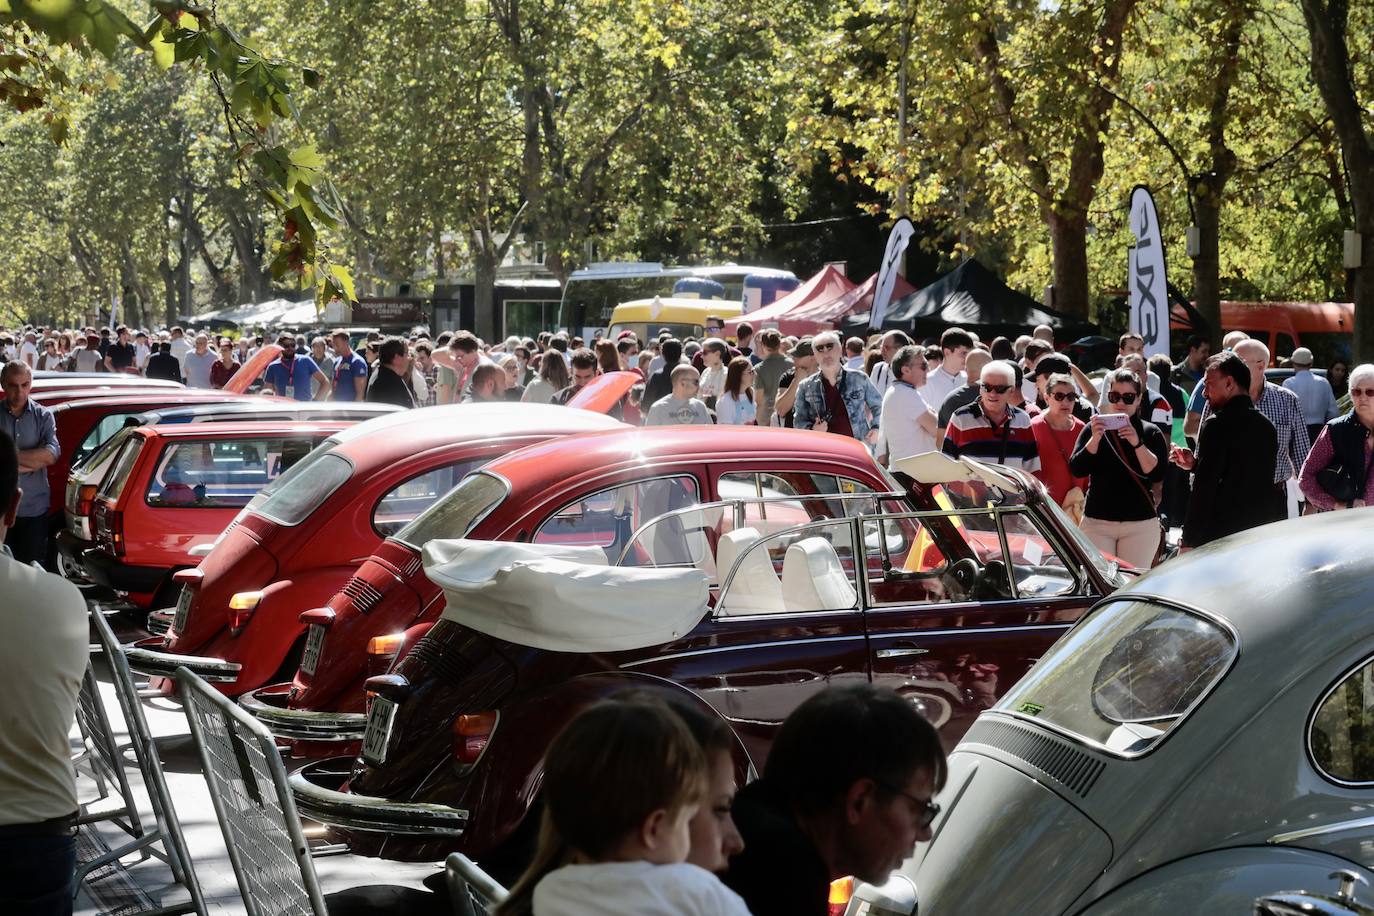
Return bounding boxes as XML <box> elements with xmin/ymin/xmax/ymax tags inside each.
<box><xmin>367</xmin><ymin>633</ymin><xmax>405</xmax><ymax>656</ymax></box>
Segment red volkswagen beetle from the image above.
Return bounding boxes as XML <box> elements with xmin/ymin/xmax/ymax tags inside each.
<box><xmin>286</xmin><ymin>441</ymin><xmax>1123</xmax><ymax>868</ymax></box>
<box><xmin>83</xmin><ymin>420</ymin><xmax>350</xmax><ymax>613</ymax></box>
<box><xmin>126</xmin><ymin>404</ymin><xmax>629</xmax><ymax>701</ymax></box>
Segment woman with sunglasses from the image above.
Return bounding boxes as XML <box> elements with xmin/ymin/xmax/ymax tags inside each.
<box><xmin>1069</xmin><ymin>367</ymin><xmax>1170</xmax><ymax>569</ymax></box>
<box><xmin>1030</xmin><ymin>373</ymin><xmax>1089</xmax><ymax>521</ymax></box>
<box><xmin>1300</xmin><ymin>363</ymin><xmax>1374</xmax><ymax>511</ymax></box>
<box><xmin>36</xmin><ymin>338</ymin><xmax>66</xmax><ymax>372</ymax></box>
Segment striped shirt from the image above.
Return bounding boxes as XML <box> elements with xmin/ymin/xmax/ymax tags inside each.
<box><xmin>942</xmin><ymin>402</ymin><xmax>1041</xmax><ymax>473</ymax></box>
<box><xmin>1199</xmin><ymin>382</ymin><xmax>1310</xmax><ymax>483</ymax></box>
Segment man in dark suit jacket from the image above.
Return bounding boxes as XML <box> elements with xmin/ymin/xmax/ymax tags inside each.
<box><xmin>1174</xmin><ymin>352</ymin><xmax>1277</xmax><ymax>549</ymax></box>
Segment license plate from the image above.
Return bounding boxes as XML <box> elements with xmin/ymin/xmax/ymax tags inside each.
<box><xmin>173</xmin><ymin>588</ymin><xmax>193</xmax><ymax>634</ymax></box>
<box><xmin>300</xmin><ymin>625</ymin><xmax>326</xmax><ymax>677</ymax></box>
<box><xmin>362</xmin><ymin>697</ymin><xmax>398</xmax><ymax>765</ymax></box>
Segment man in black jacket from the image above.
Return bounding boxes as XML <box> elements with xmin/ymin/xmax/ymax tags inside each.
<box><xmin>1174</xmin><ymin>352</ymin><xmax>1277</xmax><ymax>549</ymax></box>
<box><xmin>145</xmin><ymin>341</ymin><xmax>182</xmax><ymax>382</ymax></box>
<box><xmin>365</xmin><ymin>338</ymin><xmax>416</xmax><ymax>409</ymax></box>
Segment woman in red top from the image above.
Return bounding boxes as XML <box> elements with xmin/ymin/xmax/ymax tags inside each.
<box><xmin>1031</xmin><ymin>373</ymin><xmax>1089</xmax><ymax>513</ymax></box>
<box><xmin>209</xmin><ymin>338</ymin><xmax>241</xmax><ymax>389</ymax></box>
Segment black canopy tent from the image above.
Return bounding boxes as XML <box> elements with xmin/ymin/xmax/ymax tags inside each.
<box><xmin>841</xmin><ymin>258</ymin><xmax>1098</xmax><ymax>341</ymax></box>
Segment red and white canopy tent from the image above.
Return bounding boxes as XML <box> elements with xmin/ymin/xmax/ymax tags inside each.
<box><xmin>722</xmin><ymin>265</ymin><xmax>855</xmax><ymax>337</ymax></box>
<box><xmin>728</xmin><ymin>267</ymin><xmax>918</xmax><ymax>338</ymax></box>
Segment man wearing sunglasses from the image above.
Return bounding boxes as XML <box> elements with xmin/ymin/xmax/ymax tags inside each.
<box><xmin>941</xmin><ymin>360</ymin><xmax>1041</xmax><ymax>473</ymax></box>
<box><xmin>724</xmin><ymin>684</ymin><xmax>945</xmax><ymax>916</ymax></box>
<box><xmin>792</xmin><ymin>331</ymin><xmax>884</xmax><ymax>446</ymax></box>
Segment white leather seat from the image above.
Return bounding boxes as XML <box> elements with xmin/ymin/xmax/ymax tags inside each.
<box><xmin>717</xmin><ymin>527</ymin><xmax>785</xmax><ymax>615</ymax></box>
<box><xmin>782</xmin><ymin>537</ymin><xmax>858</xmax><ymax>612</ymax></box>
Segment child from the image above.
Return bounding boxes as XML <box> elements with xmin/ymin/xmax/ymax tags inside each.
<box><xmin>498</xmin><ymin>696</ymin><xmax>752</xmax><ymax>916</ymax></box>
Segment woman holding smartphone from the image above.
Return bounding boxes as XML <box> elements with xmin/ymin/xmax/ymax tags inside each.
<box><xmin>1069</xmin><ymin>368</ymin><xmax>1169</xmax><ymax>568</ymax></box>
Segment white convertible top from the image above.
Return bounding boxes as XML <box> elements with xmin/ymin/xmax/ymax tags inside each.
<box><xmin>423</xmin><ymin>539</ymin><xmax>710</xmax><ymax>653</ymax></box>
<box><xmin>893</xmin><ymin>451</ymin><xmax>1021</xmax><ymax>492</ymax></box>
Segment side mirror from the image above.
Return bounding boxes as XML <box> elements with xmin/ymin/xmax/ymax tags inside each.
<box><xmin>845</xmin><ymin>873</ymin><xmax>917</xmax><ymax>916</ymax></box>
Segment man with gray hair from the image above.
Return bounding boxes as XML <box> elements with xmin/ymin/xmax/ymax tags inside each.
<box><xmin>941</xmin><ymin>360</ymin><xmax>1040</xmax><ymax>473</ymax></box>
<box><xmin>182</xmin><ymin>332</ymin><xmax>218</xmax><ymax>388</ymax></box>
<box><xmin>794</xmin><ymin>331</ymin><xmax>883</xmax><ymax>445</ymax></box>
<box><xmin>867</xmin><ymin>329</ymin><xmax>913</xmax><ymax>397</ymax></box>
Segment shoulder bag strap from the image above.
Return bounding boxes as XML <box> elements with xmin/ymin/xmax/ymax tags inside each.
<box><xmin>1106</xmin><ymin>431</ymin><xmax>1158</xmax><ymax>517</ymax></box>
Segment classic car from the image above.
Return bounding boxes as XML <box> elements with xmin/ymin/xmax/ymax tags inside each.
<box><xmin>57</xmin><ymin>400</ymin><xmax>400</xmax><ymax>586</ymax></box>
<box><xmin>288</xmin><ymin>443</ymin><xmax>1124</xmax><ymax>868</ymax></box>
<box><xmin>83</xmin><ymin>420</ymin><xmax>350</xmax><ymax>614</ymax></box>
<box><xmin>126</xmin><ymin>403</ymin><xmax>628</xmax><ymax>701</ymax></box>
<box><xmin>250</xmin><ymin>425</ymin><xmax>913</xmax><ymax>754</ymax></box>
<box><xmin>904</xmin><ymin>508</ymin><xmax>1374</xmax><ymax>915</ymax></box>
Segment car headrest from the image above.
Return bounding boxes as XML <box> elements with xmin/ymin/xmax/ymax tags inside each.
<box><xmin>782</xmin><ymin>536</ymin><xmax>856</xmax><ymax>612</ymax></box>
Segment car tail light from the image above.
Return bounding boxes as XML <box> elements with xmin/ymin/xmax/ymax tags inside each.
<box><xmin>106</xmin><ymin>510</ymin><xmax>125</xmax><ymax>556</ymax></box>
<box><xmin>228</xmin><ymin>590</ymin><xmax>263</xmax><ymax>634</ymax></box>
<box><xmin>452</xmin><ymin>711</ymin><xmax>498</xmax><ymax>765</ymax></box>
<box><xmin>76</xmin><ymin>484</ymin><xmax>98</xmax><ymax>517</ymax></box>
<box><xmin>828</xmin><ymin>877</ymin><xmax>854</xmax><ymax>915</ymax></box>
<box><xmin>366</xmin><ymin>632</ymin><xmax>405</xmax><ymax>676</ymax></box>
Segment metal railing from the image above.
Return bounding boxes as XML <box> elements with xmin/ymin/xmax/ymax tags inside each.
<box><xmin>177</xmin><ymin>665</ymin><xmax>328</xmax><ymax>916</ymax></box>
<box><xmin>75</xmin><ymin>609</ymin><xmax>206</xmax><ymax>915</ymax></box>
<box><xmin>445</xmin><ymin>853</ymin><xmax>509</xmax><ymax>916</ymax></box>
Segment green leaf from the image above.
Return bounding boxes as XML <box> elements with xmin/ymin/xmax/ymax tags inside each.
<box><xmin>301</xmin><ymin>67</ymin><xmax>320</xmax><ymax>88</ymax></box>
<box><xmin>149</xmin><ymin>28</ymin><xmax>174</xmax><ymax>69</ymax></box>
<box><xmin>328</xmin><ymin>263</ymin><xmax>357</xmax><ymax>303</ymax></box>
<box><xmin>288</xmin><ymin>143</ymin><xmax>323</xmax><ymax>169</ymax></box>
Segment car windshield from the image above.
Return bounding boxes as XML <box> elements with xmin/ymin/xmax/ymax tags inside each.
<box><xmin>995</xmin><ymin>599</ymin><xmax>1235</xmax><ymax>757</ymax></box>
<box><xmin>1044</xmin><ymin>498</ymin><xmax>1128</xmax><ymax>587</ymax></box>
<box><xmin>253</xmin><ymin>448</ymin><xmax>352</xmax><ymax>527</ymax></box>
<box><xmin>395</xmin><ymin>471</ymin><xmax>508</xmax><ymax>549</ymax></box>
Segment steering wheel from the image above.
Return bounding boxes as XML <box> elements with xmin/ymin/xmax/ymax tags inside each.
<box><xmin>947</xmin><ymin>557</ymin><xmax>979</xmax><ymax>590</ymax></box>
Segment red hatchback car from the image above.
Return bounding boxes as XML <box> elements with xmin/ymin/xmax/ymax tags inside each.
<box><xmin>83</xmin><ymin>420</ymin><xmax>350</xmax><ymax>614</ymax></box>
<box><xmin>286</xmin><ymin>437</ymin><xmax>1124</xmax><ymax>867</ymax></box>
<box><xmin>126</xmin><ymin>404</ymin><xmax>628</xmax><ymax>702</ymax></box>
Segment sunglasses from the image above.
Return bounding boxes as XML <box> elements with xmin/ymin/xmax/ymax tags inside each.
<box><xmin>1351</xmin><ymin>387</ymin><xmax>1374</xmax><ymax>398</ymax></box>
<box><xmin>1049</xmin><ymin>391</ymin><xmax>1076</xmax><ymax>402</ymax></box>
<box><xmin>981</xmin><ymin>383</ymin><xmax>1012</xmax><ymax>394</ymax></box>
<box><xmin>877</xmin><ymin>780</ymin><xmax>942</xmax><ymax>829</ymax></box>
<box><xmin>1106</xmin><ymin>391</ymin><xmax>1138</xmax><ymax>405</ymax></box>
<box><xmin>814</xmin><ymin>342</ymin><xmax>838</xmax><ymax>351</ymax></box>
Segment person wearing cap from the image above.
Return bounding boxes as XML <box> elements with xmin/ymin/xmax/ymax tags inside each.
<box><xmin>773</xmin><ymin>338</ymin><xmax>817</xmax><ymax>428</ymax></box>
<box><xmin>1283</xmin><ymin>347</ymin><xmax>1340</xmax><ymax>444</ymax></box>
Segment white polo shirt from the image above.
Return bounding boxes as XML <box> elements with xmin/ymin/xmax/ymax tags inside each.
<box><xmin>0</xmin><ymin>555</ymin><xmax>88</xmax><ymax>825</ymax></box>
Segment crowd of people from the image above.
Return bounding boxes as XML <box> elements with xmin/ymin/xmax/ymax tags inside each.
<box><xmin>5</xmin><ymin>316</ymin><xmax>1373</xmax><ymax>571</ymax></box>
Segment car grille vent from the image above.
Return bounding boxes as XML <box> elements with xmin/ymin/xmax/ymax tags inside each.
<box><xmin>402</xmin><ymin>555</ymin><xmax>422</xmax><ymax>577</ymax></box>
<box><xmin>964</xmin><ymin>718</ymin><xmax>1105</xmax><ymax>798</ymax></box>
<box><xmin>405</xmin><ymin>634</ymin><xmax>467</xmax><ymax>687</ymax></box>
<box><xmin>342</xmin><ymin>576</ymin><xmax>383</xmax><ymax>614</ymax></box>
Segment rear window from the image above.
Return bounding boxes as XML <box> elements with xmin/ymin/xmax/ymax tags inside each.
<box><xmin>145</xmin><ymin>436</ymin><xmax>324</xmax><ymax>509</ymax></box>
<box><xmin>74</xmin><ymin>412</ymin><xmax>143</xmax><ymax>467</ymax></box>
<box><xmin>373</xmin><ymin>459</ymin><xmax>484</xmax><ymax>537</ymax></box>
<box><xmin>396</xmin><ymin>471</ymin><xmax>508</xmax><ymax>549</ymax></box>
<box><xmin>996</xmin><ymin>599</ymin><xmax>1235</xmax><ymax>757</ymax></box>
<box><xmin>78</xmin><ymin>426</ymin><xmax>136</xmax><ymax>478</ymax></box>
<box><xmin>253</xmin><ymin>448</ymin><xmax>352</xmax><ymax>527</ymax></box>
<box><xmin>99</xmin><ymin>437</ymin><xmax>143</xmax><ymax>502</ymax></box>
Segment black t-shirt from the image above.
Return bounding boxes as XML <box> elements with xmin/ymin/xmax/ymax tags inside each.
<box><xmin>146</xmin><ymin>352</ymin><xmax>181</xmax><ymax>381</ymax></box>
<box><xmin>106</xmin><ymin>341</ymin><xmax>136</xmax><ymax>370</ymax></box>
<box><xmin>777</xmin><ymin>368</ymin><xmax>797</xmax><ymax>427</ymax></box>
<box><xmin>722</xmin><ymin>780</ymin><xmax>830</xmax><ymax>916</ymax></box>
<box><xmin>365</xmin><ymin>366</ymin><xmax>415</xmax><ymax>408</ymax></box>
<box><xmin>1067</xmin><ymin>416</ymin><xmax>1169</xmax><ymax>521</ymax></box>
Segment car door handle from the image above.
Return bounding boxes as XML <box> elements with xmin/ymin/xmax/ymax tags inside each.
<box><xmin>876</xmin><ymin>646</ymin><xmax>929</xmax><ymax>659</ymax></box>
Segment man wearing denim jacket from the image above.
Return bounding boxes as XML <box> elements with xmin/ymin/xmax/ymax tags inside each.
<box><xmin>794</xmin><ymin>331</ymin><xmax>883</xmax><ymax>445</ymax></box>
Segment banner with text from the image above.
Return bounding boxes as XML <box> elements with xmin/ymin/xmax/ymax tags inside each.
<box><xmin>1127</xmin><ymin>186</ymin><xmax>1170</xmax><ymax>358</ymax></box>
<box><xmin>869</xmin><ymin>217</ymin><xmax>916</xmax><ymax>330</ymax></box>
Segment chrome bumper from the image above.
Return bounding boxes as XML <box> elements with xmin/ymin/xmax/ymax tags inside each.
<box><xmin>124</xmin><ymin>636</ymin><xmax>242</xmax><ymax>683</ymax></box>
<box><xmin>289</xmin><ymin>758</ymin><xmax>468</xmax><ymax>837</ymax></box>
<box><xmin>239</xmin><ymin>683</ymin><xmax>366</xmax><ymax>742</ymax></box>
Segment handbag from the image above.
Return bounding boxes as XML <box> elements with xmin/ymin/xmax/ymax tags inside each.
<box><xmin>1318</xmin><ymin>464</ymin><xmax>1358</xmax><ymax>505</ymax></box>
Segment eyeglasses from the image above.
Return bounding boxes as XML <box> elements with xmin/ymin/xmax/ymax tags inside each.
<box><xmin>1351</xmin><ymin>387</ymin><xmax>1374</xmax><ymax>398</ymax></box>
<box><xmin>1106</xmin><ymin>391</ymin><xmax>1138</xmax><ymax>405</ymax></box>
<box><xmin>1049</xmin><ymin>391</ymin><xmax>1076</xmax><ymax>402</ymax></box>
<box><xmin>981</xmin><ymin>383</ymin><xmax>1012</xmax><ymax>394</ymax></box>
<box><xmin>814</xmin><ymin>342</ymin><xmax>838</xmax><ymax>352</ymax></box>
<box><xmin>876</xmin><ymin>781</ymin><xmax>941</xmax><ymax>829</ymax></box>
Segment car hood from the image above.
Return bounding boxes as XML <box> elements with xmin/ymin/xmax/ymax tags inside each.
<box><xmin>908</xmin><ymin>749</ymin><xmax>1112</xmax><ymax>916</ymax></box>
<box><xmin>565</xmin><ymin>370</ymin><xmax>638</xmax><ymax>413</ymax></box>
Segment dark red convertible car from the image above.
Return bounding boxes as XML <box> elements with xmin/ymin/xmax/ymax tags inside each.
<box><xmin>125</xmin><ymin>403</ymin><xmax>629</xmax><ymax>701</ymax></box>
<box><xmin>287</xmin><ymin>435</ymin><xmax>1125</xmax><ymax>868</ymax></box>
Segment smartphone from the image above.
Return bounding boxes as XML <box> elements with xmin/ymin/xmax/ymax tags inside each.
<box><xmin>1099</xmin><ymin>413</ymin><xmax>1129</xmax><ymax>430</ymax></box>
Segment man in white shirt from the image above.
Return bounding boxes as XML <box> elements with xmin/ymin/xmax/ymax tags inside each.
<box><xmin>0</xmin><ymin>428</ymin><xmax>89</xmax><ymax>914</ymax></box>
<box><xmin>867</xmin><ymin>330</ymin><xmax>913</xmax><ymax>397</ymax></box>
<box><xmin>1282</xmin><ymin>347</ymin><xmax>1340</xmax><ymax>443</ymax></box>
<box><xmin>879</xmin><ymin>345</ymin><xmax>938</xmax><ymax>465</ymax></box>
<box><xmin>925</xmin><ymin>327</ymin><xmax>974</xmax><ymax>425</ymax></box>
<box><xmin>19</xmin><ymin>330</ymin><xmax>39</xmax><ymax>368</ymax></box>
<box><xmin>168</xmin><ymin>326</ymin><xmax>192</xmax><ymax>378</ymax></box>
<box><xmin>182</xmin><ymin>333</ymin><xmax>219</xmax><ymax>388</ymax></box>
<box><xmin>844</xmin><ymin>337</ymin><xmax>867</xmax><ymax>370</ymax></box>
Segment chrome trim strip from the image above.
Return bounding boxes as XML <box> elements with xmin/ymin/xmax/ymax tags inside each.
<box><xmin>288</xmin><ymin>770</ymin><xmax>468</xmax><ymax>836</ymax></box>
<box><xmin>238</xmin><ymin>689</ymin><xmax>367</xmax><ymax>741</ymax></box>
<box><xmin>620</xmin><ymin>633</ymin><xmax>868</xmax><ymax>667</ymax></box>
<box><xmin>1269</xmin><ymin>815</ymin><xmax>1374</xmax><ymax>845</ymax></box>
<box><xmin>124</xmin><ymin>645</ymin><xmax>242</xmax><ymax>683</ymax></box>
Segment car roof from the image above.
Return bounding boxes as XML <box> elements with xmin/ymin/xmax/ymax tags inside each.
<box><xmin>1111</xmin><ymin>509</ymin><xmax>1372</xmax><ymax>660</ymax></box>
<box><xmin>323</xmin><ymin>403</ymin><xmax>629</xmax><ymax>465</ymax></box>
<box><xmin>143</xmin><ymin>401</ymin><xmax>400</xmax><ymax>421</ymax></box>
<box><xmin>51</xmin><ymin>392</ymin><xmax>250</xmax><ymax>413</ymax></box>
<box><xmin>482</xmin><ymin>426</ymin><xmax>877</xmax><ymax>494</ymax></box>
<box><xmin>132</xmin><ymin>420</ymin><xmax>352</xmax><ymax>440</ymax></box>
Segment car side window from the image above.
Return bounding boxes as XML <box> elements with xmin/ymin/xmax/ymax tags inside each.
<box><xmin>997</xmin><ymin>510</ymin><xmax>1081</xmax><ymax>598</ymax></box>
<box><xmin>716</xmin><ymin>518</ymin><xmax>859</xmax><ymax>616</ymax></box>
<box><xmin>865</xmin><ymin>511</ymin><xmax>1015</xmax><ymax>607</ymax></box>
<box><xmin>373</xmin><ymin>459</ymin><xmax>485</xmax><ymax>537</ymax></box>
<box><xmin>75</xmin><ymin>412</ymin><xmax>140</xmax><ymax>466</ymax></box>
<box><xmin>533</xmin><ymin>475</ymin><xmax>699</xmax><ymax>554</ymax></box>
<box><xmin>146</xmin><ymin>437</ymin><xmax>317</xmax><ymax>508</ymax></box>
<box><xmin>1311</xmin><ymin>657</ymin><xmax>1374</xmax><ymax>784</ymax></box>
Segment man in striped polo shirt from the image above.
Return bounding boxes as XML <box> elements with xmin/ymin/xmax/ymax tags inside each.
<box><xmin>941</xmin><ymin>360</ymin><xmax>1041</xmax><ymax>473</ymax></box>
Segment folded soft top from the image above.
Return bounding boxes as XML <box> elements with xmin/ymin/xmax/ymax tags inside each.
<box><xmin>423</xmin><ymin>539</ymin><xmax>710</xmax><ymax>653</ymax></box>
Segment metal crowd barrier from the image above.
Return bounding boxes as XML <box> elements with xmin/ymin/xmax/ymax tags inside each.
<box><xmin>445</xmin><ymin>853</ymin><xmax>509</xmax><ymax>916</ymax></box>
<box><xmin>176</xmin><ymin>665</ymin><xmax>328</xmax><ymax>916</ymax></box>
<box><xmin>71</xmin><ymin>610</ymin><xmax>206</xmax><ymax>914</ymax></box>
